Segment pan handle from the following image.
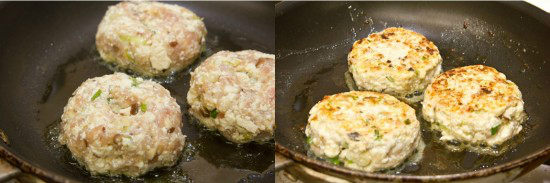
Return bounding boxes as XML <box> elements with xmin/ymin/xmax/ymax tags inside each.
<box><xmin>0</xmin><ymin>158</ymin><xmax>20</xmax><ymax>182</ymax></box>
<box><xmin>275</xmin><ymin>152</ymin><xmax>295</xmax><ymax>171</ymax></box>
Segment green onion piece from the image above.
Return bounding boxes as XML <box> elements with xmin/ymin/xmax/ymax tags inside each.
<box><xmin>91</xmin><ymin>89</ymin><xmax>102</xmax><ymax>101</ymax></box>
<box><xmin>439</xmin><ymin>123</ymin><xmax>450</xmax><ymax>132</ymax></box>
<box><xmin>327</xmin><ymin>157</ymin><xmax>341</xmax><ymax>165</ymax></box>
<box><xmin>351</xmin><ymin>95</ymin><xmax>358</xmax><ymax>100</ymax></box>
<box><xmin>119</xmin><ymin>34</ymin><xmax>146</xmax><ymax>45</ymax></box>
<box><xmin>422</xmin><ymin>56</ymin><xmax>427</xmax><ymax>61</ymax></box>
<box><xmin>140</xmin><ymin>103</ymin><xmax>147</xmax><ymax>112</ymax></box>
<box><xmin>491</xmin><ymin>125</ymin><xmax>500</xmax><ymax>135</ymax></box>
<box><xmin>386</xmin><ymin>76</ymin><xmax>394</xmax><ymax>82</ymax></box>
<box><xmin>131</xmin><ymin>77</ymin><xmax>140</xmax><ymax>86</ymax></box>
<box><xmin>210</xmin><ymin>109</ymin><xmax>218</xmax><ymax>118</ymax></box>
<box><xmin>306</xmin><ymin>136</ymin><xmax>313</xmax><ymax>144</ymax></box>
<box><xmin>242</xmin><ymin>132</ymin><xmax>253</xmax><ymax>140</ymax></box>
<box><xmin>375</xmin><ymin>129</ymin><xmax>382</xmax><ymax>140</ymax></box>
<box><xmin>414</xmin><ymin>70</ymin><xmax>419</xmax><ymax>77</ymax></box>
<box><xmin>123</xmin><ymin>50</ymin><xmax>134</xmax><ymax>61</ymax></box>
<box><xmin>346</xmin><ymin>160</ymin><xmax>353</xmax><ymax>164</ymax></box>
<box><xmin>405</xmin><ymin>119</ymin><xmax>411</xmax><ymax>125</ymax></box>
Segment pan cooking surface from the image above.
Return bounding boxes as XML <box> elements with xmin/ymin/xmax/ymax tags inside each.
<box><xmin>0</xmin><ymin>2</ymin><xmax>274</xmax><ymax>182</ymax></box>
<box><xmin>276</xmin><ymin>1</ymin><xmax>550</xmax><ymax>176</ymax></box>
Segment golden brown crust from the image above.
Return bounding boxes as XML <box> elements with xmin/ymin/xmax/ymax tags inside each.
<box><xmin>306</xmin><ymin>91</ymin><xmax>421</xmax><ymax>171</ymax></box>
<box><xmin>347</xmin><ymin>27</ymin><xmax>443</xmax><ymax>103</ymax></box>
<box><xmin>426</xmin><ymin>65</ymin><xmax>521</xmax><ymax>114</ymax></box>
<box><xmin>309</xmin><ymin>91</ymin><xmax>415</xmax><ymax>133</ymax></box>
<box><xmin>349</xmin><ymin>27</ymin><xmax>440</xmax><ymax>73</ymax></box>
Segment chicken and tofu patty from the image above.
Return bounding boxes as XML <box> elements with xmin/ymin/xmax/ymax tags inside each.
<box><xmin>59</xmin><ymin>73</ymin><xmax>185</xmax><ymax>177</ymax></box>
<box><xmin>422</xmin><ymin>65</ymin><xmax>526</xmax><ymax>151</ymax></box>
<box><xmin>348</xmin><ymin>27</ymin><xmax>442</xmax><ymax>104</ymax></box>
<box><xmin>187</xmin><ymin>50</ymin><xmax>275</xmax><ymax>144</ymax></box>
<box><xmin>96</xmin><ymin>2</ymin><xmax>207</xmax><ymax>77</ymax></box>
<box><xmin>305</xmin><ymin>91</ymin><xmax>421</xmax><ymax>172</ymax></box>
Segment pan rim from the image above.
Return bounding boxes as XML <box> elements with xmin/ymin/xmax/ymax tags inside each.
<box><xmin>0</xmin><ymin>145</ymin><xmax>76</xmax><ymax>183</ymax></box>
<box><xmin>275</xmin><ymin>143</ymin><xmax>550</xmax><ymax>181</ymax></box>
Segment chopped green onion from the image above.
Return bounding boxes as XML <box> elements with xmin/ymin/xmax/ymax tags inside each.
<box><xmin>350</xmin><ymin>95</ymin><xmax>358</xmax><ymax>100</ymax></box>
<box><xmin>140</xmin><ymin>103</ymin><xmax>147</xmax><ymax>112</ymax></box>
<box><xmin>386</xmin><ymin>76</ymin><xmax>394</xmax><ymax>82</ymax></box>
<box><xmin>131</xmin><ymin>77</ymin><xmax>141</xmax><ymax>86</ymax></box>
<box><xmin>91</xmin><ymin>89</ymin><xmax>102</xmax><ymax>101</ymax></box>
<box><xmin>421</xmin><ymin>56</ymin><xmax>427</xmax><ymax>61</ymax></box>
<box><xmin>414</xmin><ymin>70</ymin><xmax>419</xmax><ymax>77</ymax></box>
<box><xmin>374</xmin><ymin>129</ymin><xmax>382</xmax><ymax>140</ymax></box>
<box><xmin>346</xmin><ymin>160</ymin><xmax>354</xmax><ymax>164</ymax></box>
<box><xmin>242</xmin><ymin>132</ymin><xmax>253</xmax><ymax>140</ymax></box>
<box><xmin>210</xmin><ymin>109</ymin><xmax>218</xmax><ymax>118</ymax></box>
<box><xmin>327</xmin><ymin>157</ymin><xmax>341</xmax><ymax>165</ymax></box>
<box><xmin>306</xmin><ymin>136</ymin><xmax>313</xmax><ymax>144</ymax></box>
<box><xmin>123</xmin><ymin>50</ymin><xmax>134</xmax><ymax>61</ymax></box>
<box><xmin>192</xmin><ymin>15</ymin><xmax>203</xmax><ymax>20</ymax></box>
<box><xmin>491</xmin><ymin>125</ymin><xmax>500</xmax><ymax>135</ymax></box>
<box><xmin>438</xmin><ymin>123</ymin><xmax>450</xmax><ymax>132</ymax></box>
<box><xmin>405</xmin><ymin>119</ymin><xmax>411</xmax><ymax>125</ymax></box>
<box><xmin>119</xmin><ymin>34</ymin><xmax>146</xmax><ymax>45</ymax></box>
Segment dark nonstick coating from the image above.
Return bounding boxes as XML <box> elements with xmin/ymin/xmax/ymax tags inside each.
<box><xmin>275</xmin><ymin>1</ymin><xmax>550</xmax><ymax>181</ymax></box>
<box><xmin>0</xmin><ymin>2</ymin><xmax>274</xmax><ymax>182</ymax></box>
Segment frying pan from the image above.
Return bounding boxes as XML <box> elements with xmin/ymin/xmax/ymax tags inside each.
<box><xmin>275</xmin><ymin>1</ymin><xmax>550</xmax><ymax>182</ymax></box>
<box><xmin>0</xmin><ymin>1</ymin><xmax>274</xmax><ymax>182</ymax></box>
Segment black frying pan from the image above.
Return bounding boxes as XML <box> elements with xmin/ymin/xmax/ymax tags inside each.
<box><xmin>0</xmin><ymin>2</ymin><xmax>274</xmax><ymax>182</ymax></box>
<box><xmin>275</xmin><ymin>1</ymin><xmax>550</xmax><ymax>181</ymax></box>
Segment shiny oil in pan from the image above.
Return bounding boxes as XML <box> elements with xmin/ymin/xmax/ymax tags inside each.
<box><xmin>38</xmin><ymin>29</ymin><xmax>274</xmax><ymax>182</ymax></box>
